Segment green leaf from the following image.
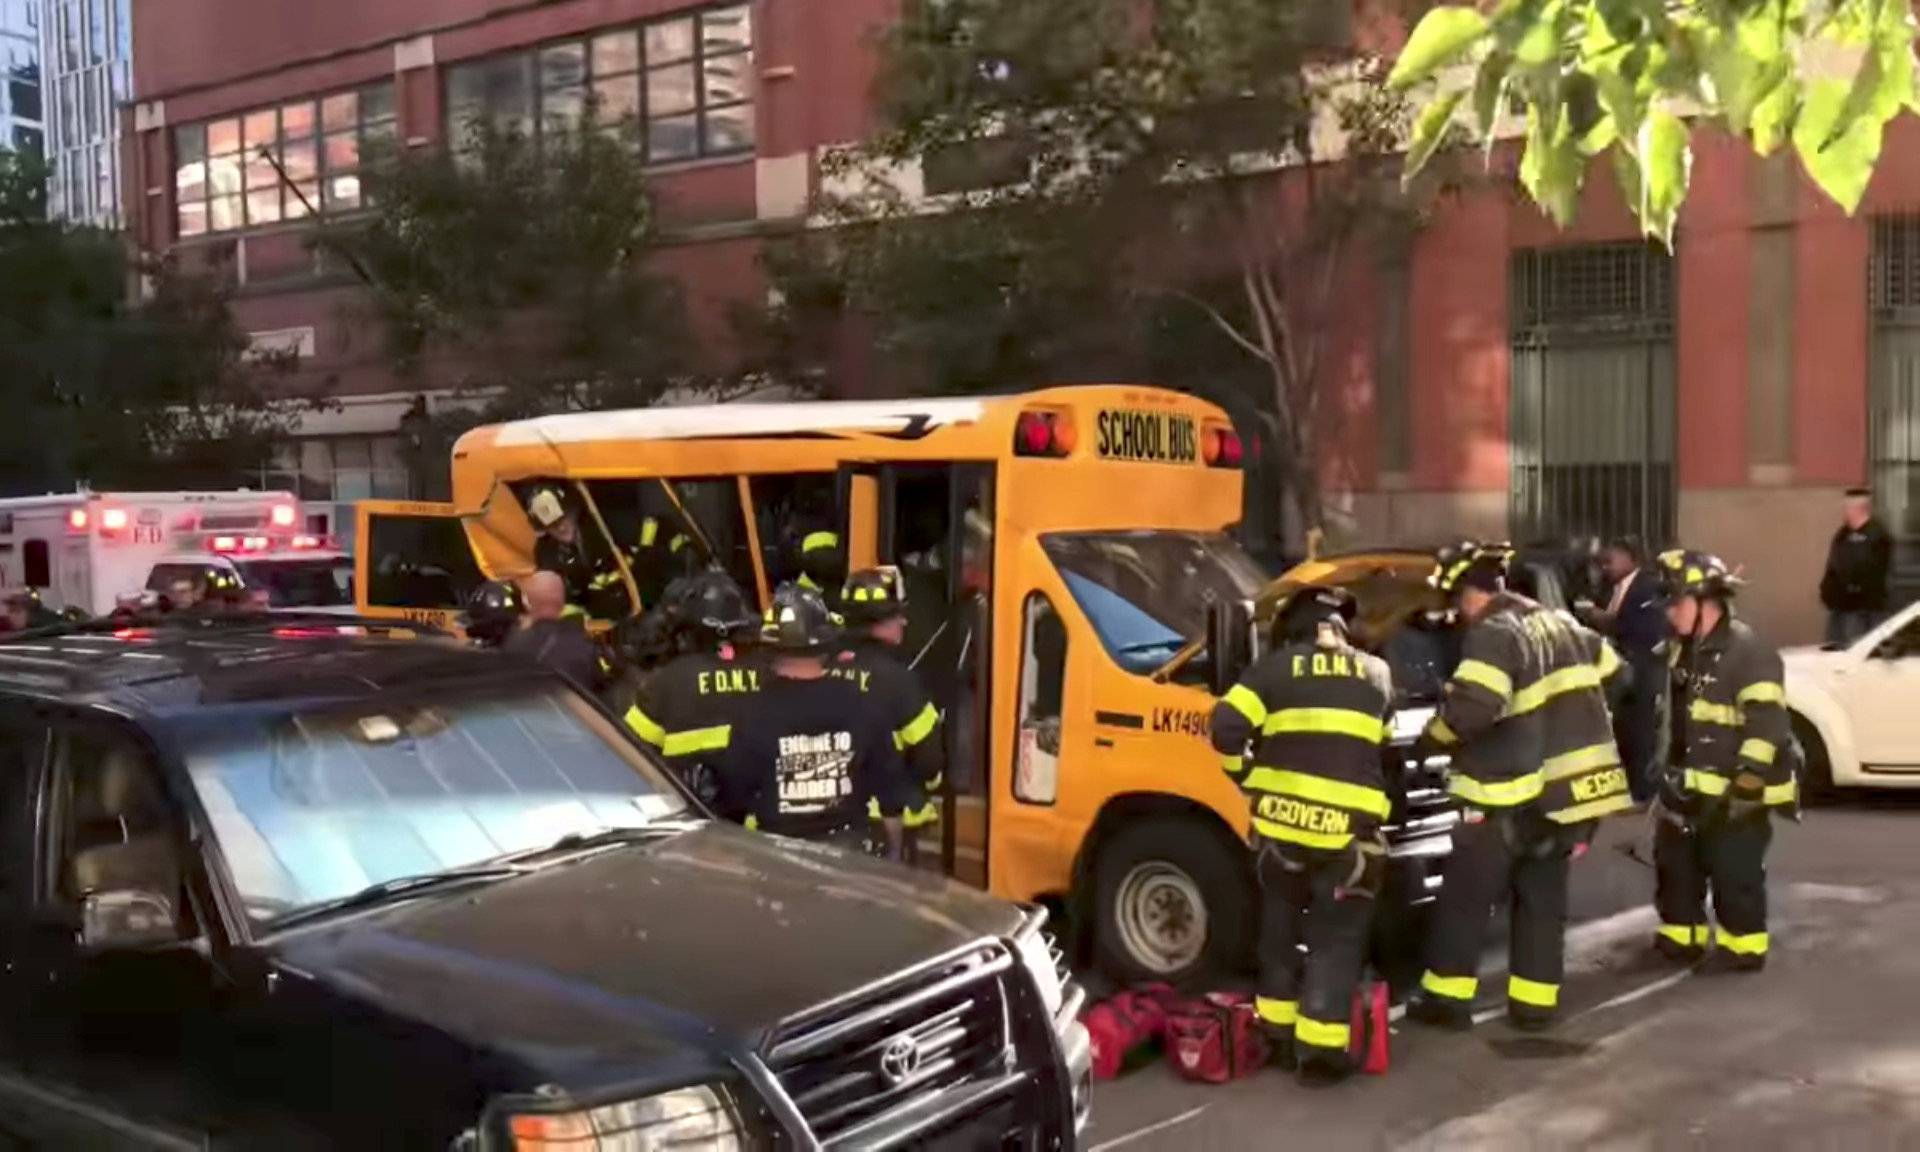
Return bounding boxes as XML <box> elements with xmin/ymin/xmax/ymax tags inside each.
<box><xmin>1795</xmin><ymin>75</ymin><xmax>1885</xmax><ymax>212</ymax></box>
<box><xmin>1749</xmin><ymin>69</ymin><xmax>1796</xmax><ymax>155</ymax></box>
<box><xmin>1471</xmin><ymin>50</ymin><xmax>1513</xmax><ymax>138</ymax></box>
<box><xmin>1637</xmin><ymin>106</ymin><xmax>1691</xmax><ymax>244</ymax></box>
<box><xmin>1406</xmin><ymin>89</ymin><xmax>1466</xmax><ymax>179</ymax></box>
<box><xmin>1518</xmin><ymin>102</ymin><xmax>1585</xmax><ymax>224</ymax></box>
<box><xmin>1389</xmin><ymin>7</ymin><xmax>1491</xmax><ymax>90</ymax></box>
<box><xmin>1514</xmin><ymin>0</ymin><xmax>1565</xmax><ymax>67</ymax></box>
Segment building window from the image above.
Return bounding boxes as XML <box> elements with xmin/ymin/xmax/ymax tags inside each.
<box><xmin>172</xmin><ymin>82</ymin><xmax>395</xmax><ymax>239</ymax></box>
<box><xmin>289</xmin><ymin>435</ymin><xmax>411</xmax><ymax>503</ymax></box>
<box><xmin>444</xmin><ymin>3</ymin><xmax>752</xmax><ymax>164</ymax></box>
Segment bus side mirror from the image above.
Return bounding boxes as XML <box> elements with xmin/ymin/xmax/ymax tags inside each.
<box><xmin>1207</xmin><ymin>598</ymin><xmax>1255</xmax><ymax>697</ymax></box>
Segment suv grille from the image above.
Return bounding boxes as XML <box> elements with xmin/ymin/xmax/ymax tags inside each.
<box><xmin>767</xmin><ymin>945</ymin><xmax>1015</xmax><ymax>1146</ymax></box>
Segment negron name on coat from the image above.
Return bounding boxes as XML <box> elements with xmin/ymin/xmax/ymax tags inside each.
<box><xmin>1094</xmin><ymin>409</ymin><xmax>1198</xmax><ymax>463</ymax></box>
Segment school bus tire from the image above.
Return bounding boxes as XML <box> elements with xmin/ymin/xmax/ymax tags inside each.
<box><xmin>1089</xmin><ymin>815</ymin><xmax>1254</xmax><ymax>986</ymax></box>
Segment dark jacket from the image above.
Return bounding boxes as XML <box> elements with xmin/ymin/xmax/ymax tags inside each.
<box><xmin>1821</xmin><ymin>519</ymin><xmax>1893</xmax><ymax>612</ymax></box>
<box><xmin>1211</xmin><ymin>634</ymin><xmax>1394</xmax><ymax>850</ymax></box>
<box><xmin>502</xmin><ymin>616</ymin><xmax>606</xmax><ymax>693</ymax></box>
<box><xmin>839</xmin><ymin>637</ymin><xmax>945</xmax><ymax>791</ymax></box>
<box><xmin>1669</xmin><ymin>614</ymin><xmax>1796</xmax><ymax>812</ymax></box>
<box><xmin>1422</xmin><ymin>593</ymin><xmax>1550</xmax><ymax>812</ymax></box>
<box><xmin>1530</xmin><ymin>610</ymin><xmax>1632</xmax><ymax>825</ymax></box>
<box><xmin>1606</xmin><ymin>568</ymin><xmax>1668</xmax><ymax>661</ymax></box>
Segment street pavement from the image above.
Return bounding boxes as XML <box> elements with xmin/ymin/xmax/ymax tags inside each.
<box><xmin>1080</xmin><ymin>794</ymin><xmax>1920</xmax><ymax>1150</ymax></box>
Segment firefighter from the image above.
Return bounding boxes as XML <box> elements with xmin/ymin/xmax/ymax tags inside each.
<box><xmin>527</xmin><ymin>484</ymin><xmax>623</xmax><ymax>613</ymax></box>
<box><xmin>1650</xmin><ymin>549</ymin><xmax>1795</xmax><ymax>970</ymax></box>
<box><xmin>627</xmin><ymin>514</ymin><xmax>694</xmax><ymax>609</ymax></box>
<box><xmin>839</xmin><ymin>566</ymin><xmax>945</xmax><ymax>848</ymax></box>
<box><xmin>622</xmin><ymin>570</ymin><xmax>761</xmax><ymax>802</ymax></box>
<box><xmin>795</xmin><ymin>528</ymin><xmax>844</xmax><ymax>597</ymax></box>
<box><xmin>709</xmin><ymin>582</ymin><xmax>915</xmax><ymax>859</ymax></box>
<box><xmin>1210</xmin><ymin>585</ymin><xmax>1393</xmax><ymax>1082</ymax></box>
<box><xmin>1408</xmin><ymin>540</ymin><xmax>1619</xmax><ymax>1032</ymax></box>
<box><xmin>461</xmin><ymin>579</ymin><xmax>524</xmax><ymax>648</ymax></box>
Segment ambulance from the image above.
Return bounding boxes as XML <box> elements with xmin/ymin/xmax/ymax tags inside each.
<box><xmin>0</xmin><ymin>490</ymin><xmax>353</xmax><ymax>616</ymax></box>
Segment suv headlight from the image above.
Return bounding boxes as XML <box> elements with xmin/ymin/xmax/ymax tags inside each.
<box><xmin>506</xmin><ymin>1085</ymin><xmax>741</xmax><ymax>1151</ymax></box>
<box><xmin>1013</xmin><ymin>908</ymin><xmax>1069</xmax><ymax>1018</ymax></box>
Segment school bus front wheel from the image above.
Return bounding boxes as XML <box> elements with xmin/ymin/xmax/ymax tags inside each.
<box><xmin>1088</xmin><ymin>815</ymin><xmax>1255</xmax><ymax>985</ymax></box>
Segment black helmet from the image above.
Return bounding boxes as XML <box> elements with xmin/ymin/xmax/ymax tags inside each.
<box><xmin>665</xmin><ymin>569</ymin><xmax>755</xmax><ymax>644</ymax></box>
<box><xmin>839</xmin><ymin>566</ymin><xmax>907</xmax><ymax>627</ymax></box>
<box><xmin>761</xmin><ymin>582</ymin><xmax>841</xmax><ymax>652</ymax></box>
<box><xmin>462</xmin><ymin>578</ymin><xmax>524</xmax><ymax>645</ymax></box>
<box><xmin>1271</xmin><ymin>584</ymin><xmax>1357</xmax><ymax>644</ymax></box>
<box><xmin>1429</xmin><ymin>540</ymin><xmax>1513</xmax><ymax>596</ymax></box>
<box><xmin>525</xmin><ymin>484</ymin><xmax>571</xmax><ymax>531</ymax></box>
<box><xmin>1655</xmin><ymin>548</ymin><xmax>1741</xmax><ymax>601</ymax></box>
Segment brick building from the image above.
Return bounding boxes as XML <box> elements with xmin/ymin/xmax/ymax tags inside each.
<box><xmin>126</xmin><ymin>0</ymin><xmax>1920</xmax><ymax>641</ymax></box>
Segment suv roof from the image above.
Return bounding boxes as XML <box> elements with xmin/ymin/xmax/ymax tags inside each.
<box><xmin>0</xmin><ymin>619</ymin><xmax>515</xmax><ymax>715</ymax></box>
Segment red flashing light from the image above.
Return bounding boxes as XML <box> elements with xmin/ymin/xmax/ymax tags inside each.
<box><xmin>291</xmin><ymin>534</ymin><xmax>327</xmax><ymax>549</ymax></box>
<box><xmin>1014</xmin><ymin>411</ymin><xmax>1071</xmax><ymax>458</ymax></box>
<box><xmin>270</xmin><ymin>503</ymin><xmax>297</xmax><ymax>528</ymax></box>
<box><xmin>112</xmin><ymin>627</ymin><xmax>153</xmax><ymax>642</ymax></box>
<box><xmin>100</xmin><ymin>507</ymin><xmax>128</xmax><ymax>532</ymax></box>
<box><xmin>67</xmin><ymin>508</ymin><xmax>89</xmax><ymax>532</ymax></box>
<box><xmin>242</xmin><ymin>535</ymin><xmax>270</xmax><ymax>552</ymax></box>
<box><xmin>209</xmin><ymin>535</ymin><xmax>239</xmax><ymax>552</ymax></box>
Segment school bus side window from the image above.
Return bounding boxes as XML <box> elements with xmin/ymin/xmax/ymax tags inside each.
<box><xmin>584</xmin><ymin>479</ymin><xmax>757</xmax><ymax>606</ymax></box>
<box><xmin>365</xmin><ymin>516</ymin><xmax>484</xmax><ymax>610</ymax></box>
<box><xmin>1013</xmin><ymin>592</ymin><xmax>1066</xmax><ymax>806</ymax></box>
<box><xmin>750</xmin><ymin>473</ymin><xmax>840</xmax><ymax>592</ymax></box>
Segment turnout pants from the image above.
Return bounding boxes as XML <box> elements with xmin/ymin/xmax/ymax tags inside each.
<box><xmin>1252</xmin><ymin>841</ymin><xmax>1377</xmax><ymax>1067</ymax></box>
<box><xmin>1654</xmin><ymin>813</ymin><xmax>1771</xmax><ymax>959</ymax></box>
<box><xmin>1421</xmin><ymin>812</ymin><xmax>1584</xmax><ymax>1022</ymax></box>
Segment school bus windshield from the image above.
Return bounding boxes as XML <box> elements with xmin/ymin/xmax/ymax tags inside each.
<box><xmin>1041</xmin><ymin>531</ymin><xmax>1266</xmax><ymax>674</ymax></box>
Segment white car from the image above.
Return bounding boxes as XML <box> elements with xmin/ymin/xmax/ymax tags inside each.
<box><xmin>1783</xmin><ymin>602</ymin><xmax>1920</xmax><ymax>792</ymax></box>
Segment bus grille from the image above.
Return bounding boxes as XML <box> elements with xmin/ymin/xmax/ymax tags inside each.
<box><xmin>766</xmin><ymin>945</ymin><xmax>1015</xmax><ymax>1146</ymax></box>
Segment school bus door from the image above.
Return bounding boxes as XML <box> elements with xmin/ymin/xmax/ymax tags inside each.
<box><xmin>353</xmin><ymin>500</ymin><xmax>488</xmax><ymax>633</ymax></box>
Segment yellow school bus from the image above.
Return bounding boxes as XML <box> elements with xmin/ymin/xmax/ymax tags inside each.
<box><xmin>357</xmin><ymin>385</ymin><xmax>1293</xmax><ymax>981</ymax></box>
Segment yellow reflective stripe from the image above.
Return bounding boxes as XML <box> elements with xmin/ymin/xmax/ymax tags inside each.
<box><xmin>797</xmin><ymin>573</ymin><xmax>821</xmax><ymax>591</ymax></box>
<box><xmin>867</xmin><ymin>796</ymin><xmax>881</xmax><ymax>821</ymax></box>
<box><xmin>903</xmin><ymin>801</ymin><xmax>941</xmax><ymax>828</ymax></box>
<box><xmin>1512</xmin><ymin>664</ymin><xmax>1603</xmax><ymax>714</ymax></box>
<box><xmin>1223</xmin><ymin>683</ymin><xmax>1268</xmax><ymax>728</ymax></box>
<box><xmin>640</xmin><ymin>517</ymin><xmax>659</xmax><ymax>547</ymax></box>
<box><xmin>1295</xmin><ymin>1017</ymin><xmax>1351</xmax><ymax>1050</ymax></box>
<box><xmin>896</xmin><ymin>702</ymin><xmax>939</xmax><ymax>749</ymax></box>
<box><xmin>1739</xmin><ymin>738</ymin><xmax>1777</xmax><ymax>765</ymax></box>
<box><xmin>661</xmin><ymin>724</ymin><xmax>731</xmax><ymax>756</ymax></box>
<box><xmin>1764</xmin><ymin>779</ymin><xmax>1799</xmax><ymax>805</ymax></box>
<box><xmin>1421</xmin><ymin>971</ymin><xmax>1477</xmax><ymax>1002</ymax></box>
<box><xmin>561</xmin><ymin>604</ymin><xmax>588</xmax><ymax>618</ymax></box>
<box><xmin>1659</xmin><ymin>923</ymin><xmax>1710</xmax><ymax>947</ymax></box>
<box><xmin>1551</xmin><ymin>793</ymin><xmax>1637</xmax><ymax>823</ymax></box>
<box><xmin>1426</xmin><ymin>716</ymin><xmax>1458</xmax><ymax>747</ymax></box>
<box><xmin>1683</xmin><ymin>769</ymin><xmax>1731</xmax><ymax>796</ymax></box>
<box><xmin>1595</xmin><ymin>641</ymin><xmax>1621</xmax><ymax>679</ymax></box>
<box><xmin>624</xmin><ymin>705</ymin><xmax>666</xmax><ymax>748</ymax></box>
<box><xmin>1255</xmin><ymin>997</ymin><xmax>1298</xmax><ymax>1026</ymax></box>
<box><xmin>1508</xmin><ymin>975</ymin><xmax>1559</xmax><ymax>1008</ymax></box>
<box><xmin>1452</xmin><ymin>659</ymin><xmax>1513</xmax><ymax>700</ymax></box>
<box><xmin>1242</xmin><ymin>767</ymin><xmax>1392</xmax><ymax>818</ymax></box>
<box><xmin>1261</xmin><ymin>707</ymin><xmax>1387</xmax><ymax>744</ymax></box>
<box><xmin>744</xmin><ymin>813</ymin><xmax>760</xmax><ymax>831</ymax></box>
<box><xmin>1220</xmin><ymin>755</ymin><xmax>1245</xmax><ymax>776</ymax></box>
<box><xmin>669</xmin><ymin>535</ymin><xmax>688</xmax><ymax>553</ymax></box>
<box><xmin>1449</xmin><ymin>770</ymin><xmax>1544</xmax><ymax>807</ymax></box>
<box><xmin>1736</xmin><ymin>681</ymin><xmax>1784</xmax><ymax>706</ymax></box>
<box><xmin>802</xmin><ymin>531</ymin><xmax>839</xmax><ymax>553</ymax></box>
<box><xmin>1689</xmin><ymin>699</ymin><xmax>1741</xmax><ymax>727</ymax></box>
<box><xmin>1252</xmin><ymin>817</ymin><xmax>1353</xmax><ymax>850</ymax></box>
<box><xmin>1716</xmin><ymin>928</ymin><xmax>1769</xmax><ymax>956</ymax></box>
<box><xmin>1543</xmin><ymin>741</ymin><xmax>1620</xmax><ymax>781</ymax></box>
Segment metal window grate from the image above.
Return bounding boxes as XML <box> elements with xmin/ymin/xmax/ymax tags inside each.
<box><xmin>1511</xmin><ymin>242</ymin><xmax>1674</xmax><ymax>334</ymax></box>
<box><xmin>1871</xmin><ymin>216</ymin><xmax>1920</xmax><ymax>313</ymax></box>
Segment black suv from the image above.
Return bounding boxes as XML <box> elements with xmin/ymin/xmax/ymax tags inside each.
<box><xmin>0</xmin><ymin>620</ymin><xmax>1091</xmax><ymax>1148</ymax></box>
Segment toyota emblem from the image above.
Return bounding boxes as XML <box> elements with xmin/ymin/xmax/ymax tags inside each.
<box><xmin>878</xmin><ymin>1034</ymin><xmax>924</xmax><ymax>1085</ymax></box>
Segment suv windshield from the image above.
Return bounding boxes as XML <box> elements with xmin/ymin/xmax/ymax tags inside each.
<box><xmin>1043</xmin><ymin>531</ymin><xmax>1265</xmax><ymax>674</ymax></box>
<box><xmin>176</xmin><ymin>686</ymin><xmax>689</xmax><ymax>925</ymax></box>
<box><xmin>236</xmin><ymin>557</ymin><xmax>354</xmax><ymax>608</ymax></box>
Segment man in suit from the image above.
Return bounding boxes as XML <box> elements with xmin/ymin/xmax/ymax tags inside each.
<box><xmin>1578</xmin><ymin>536</ymin><xmax>1666</xmax><ymax>803</ymax></box>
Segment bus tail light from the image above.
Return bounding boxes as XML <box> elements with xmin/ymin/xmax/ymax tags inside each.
<box><xmin>270</xmin><ymin>503</ymin><xmax>297</xmax><ymax>528</ymax></box>
<box><xmin>1015</xmin><ymin>411</ymin><xmax>1073</xmax><ymax>458</ymax></box>
<box><xmin>1203</xmin><ymin>425</ymin><xmax>1244</xmax><ymax>469</ymax></box>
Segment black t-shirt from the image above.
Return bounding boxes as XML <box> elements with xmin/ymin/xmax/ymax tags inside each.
<box><xmin>710</xmin><ymin>673</ymin><xmax>915</xmax><ymax>839</ymax></box>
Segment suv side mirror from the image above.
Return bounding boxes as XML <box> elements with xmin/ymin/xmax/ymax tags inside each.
<box><xmin>1207</xmin><ymin>597</ymin><xmax>1256</xmax><ymax>697</ymax></box>
<box><xmin>79</xmin><ymin>889</ymin><xmax>178</xmax><ymax>952</ymax></box>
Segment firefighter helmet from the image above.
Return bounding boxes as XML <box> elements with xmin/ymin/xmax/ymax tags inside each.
<box><xmin>1271</xmin><ymin>584</ymin><xmax>1358</xmax><ymax>644</ymax></box>
<box><xmin>1429</xmin><ymin>540</ymin><xmax>1513</xmax><ymax>596</ymax></box>
<box><xmin>839</xmin><ymin>566</ymin><xmax>909</xmax><ymax>627</ymax></box>
<box><xmin>462</xmin><ymin>579</ymin><xmax>524</xmax><ymax>646</ymax></box>
<box><xmin>761</xmin><ymin>582</ymin><xmax>842</xmax><ymax>652</ymax></box>
<box><xmin>1655</xmin><ymin>548</ymin><xmax>1742</xmax><ymax>601</ymax></box>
